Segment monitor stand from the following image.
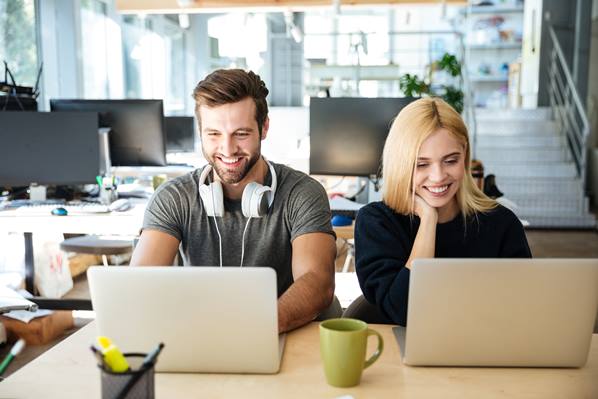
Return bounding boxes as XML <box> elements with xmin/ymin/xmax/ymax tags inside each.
<box><xmin>354</xmin><ymin>177</ymin><xmax>369</xmax><ymax>204</ymax></box>
<box><xmin>367</xmin><ymin>177</ymin><xmax>383</xmax><ymax>203</ymax></box>
<box><xmin>28</xmin><ymin>185</ymin><xmax>47</xmax><ymax>201</ymax></box>
<box><xmin>98</xmin><ymin>128</ymin><xmax>112</xmax><ymax>176</ymax></box>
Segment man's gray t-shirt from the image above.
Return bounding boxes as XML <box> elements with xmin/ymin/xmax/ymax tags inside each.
<box><xmin>142</xmin><ymin>162</ymin><xmax>335</xmax><ymax>296</ymax></box>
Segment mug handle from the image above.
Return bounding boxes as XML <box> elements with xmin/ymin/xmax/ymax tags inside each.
<box><xmin>363</xmin><ymin>328</ymin><xmax>384</xmax><ymax>369</ymax></box>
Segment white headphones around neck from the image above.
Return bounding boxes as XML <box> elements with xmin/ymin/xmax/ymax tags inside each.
<box><xmin>198</xmin><ymin>158</ymin><xmax>278</xmax><ymax>218</ymax></box>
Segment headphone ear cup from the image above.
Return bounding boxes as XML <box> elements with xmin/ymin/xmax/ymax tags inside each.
<box><xmin>242</xmin><ymin>182</ymin><xmax>259</xmax><ymax>218</ymax></box>
<box><xmin>254</xmin><ymin>186</ymin><xmax>271</xmax><ymax>217</ymax></box>
<box><xmin>243</xmin><ymin>183</ymin><xmax>271</xmax><ymax>218</ymax></box>
<box><xmin>199</xmin><ymin>181</ymin><xmax>224</xmax><ymax>217</ymax></box>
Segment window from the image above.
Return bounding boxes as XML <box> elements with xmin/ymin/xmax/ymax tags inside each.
<box><xmin>0</xmin><ymin>0</ymin><xmax>38</xmax><ymax>87</ymax></box>
<box><xmin>122</xmin><ymin>15</ymin><xmax>186</xmax><ymax>114</ymax></box>
<box><xmin>80</xmin><ymin>0</ymin><xmax>123</xmax><ymax>98</ymax></box>
<box><xmin>303</xmin><ymin>6</ymin><xmax>463</xmax><ymax>98</ymax></box>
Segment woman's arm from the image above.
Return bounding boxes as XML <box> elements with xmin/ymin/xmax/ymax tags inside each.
<box><xmin>405</xmin><ymin>196</ymin><xmax>438</xmax><ymax>269</ymax></box>
<box><xmin>355</xmin><ymin>201</ymin><xmax>438</xmax><ymax>326</ymax></box>
<box><xmin>498</xmin><ymin>208</ymin><xmax>533</xmax><ymax>258</ymax></box>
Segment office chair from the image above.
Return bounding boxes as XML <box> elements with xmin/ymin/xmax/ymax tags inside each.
<box><xmin>314</xmin><ymin>295</ymin><xmax>343</xmax><ymax>321</ymax></box>
<box><xmin>341</xmin><ymin>238</ymin><xmax>355</xmax><ymax>273</ymax></box>
<box><xmin>342</xmin><ymin>295</ymin><xmax>394</xmax><ymax>324</ymax></box>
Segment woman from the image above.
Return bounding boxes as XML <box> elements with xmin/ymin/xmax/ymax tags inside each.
<box><xmin>354</xmin><ymin>97</ymin><xmax>531</xmax><ymax>326</ymax></box>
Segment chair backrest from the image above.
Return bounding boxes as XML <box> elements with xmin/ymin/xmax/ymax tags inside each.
<box><xmin>315</xmin><ymin>295</ymin><xmax>343</xmax><ymax>321</ymax></box>
<box><xmin>342</xmin><ymin>295</ymin><xmax>394</xmax><ymax>324</ymax></box>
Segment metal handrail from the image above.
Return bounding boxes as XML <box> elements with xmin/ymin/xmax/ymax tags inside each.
<box><xmin>547</xmin><ymin>25</ymin><xmax>590</xmax><ymax>187</ymax></box>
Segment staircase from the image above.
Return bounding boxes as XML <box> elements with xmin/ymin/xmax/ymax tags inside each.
<box><xmin>474</xmin><ymin>107</ymin><xmax>596</xmax><ymax>229</ymax></box>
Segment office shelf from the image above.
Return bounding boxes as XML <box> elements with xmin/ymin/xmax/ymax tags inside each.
<box><xmin>469</xmin><ymin>5</ymin><xmax>524</xmax><ymax>14</ymax></box>
<box><xmin>470</xmin><ymin>75</ymin><xmax>509</xmax><ymax>83</ymax></box>
<box><xmin>468</xmin><ymin>43</ymin><xmax>522</xmax><ymax>50</ymax></box>
<box><xmin>463</xmin><ymin>1</ymin><xmax>524</xmax><ymax>107</ymax></box>
<box><xmin>306</xmin><ymin>64</ymin><xmax>401</xmax><ymax>81</ymax></box>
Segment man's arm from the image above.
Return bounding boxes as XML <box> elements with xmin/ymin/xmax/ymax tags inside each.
<box><xmin>129</xmin><ymin>229</ymin><xmax>181</xmax><ymax>266</ymax></box>
<box><xmin>277</xmin><ymin>232</ymin><xmax>336</xmax><ymax>333</ymax></box>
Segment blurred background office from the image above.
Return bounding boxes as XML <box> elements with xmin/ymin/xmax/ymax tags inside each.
<box><xmin>1</xmin><ymin>0</ymin><xmax>598</xmax><ymax>370</ymax></box>
<box><xmin>1</xmin><ymin>1</ymin><xmax>598</xmax><ymax>367</ymax></box>
<box><xmin>1</xmin><ymin>0</ymin><xmax>598</xmax><ymax>257</ymax></box>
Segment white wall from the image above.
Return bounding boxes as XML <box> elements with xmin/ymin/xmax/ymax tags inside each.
<box><xmin>261</xmin><ymin>106</ymin><xmax>310</xmax><ymax>172</ymax></box>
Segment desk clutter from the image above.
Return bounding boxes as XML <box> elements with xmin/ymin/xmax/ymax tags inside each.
<box><xmin>0</xmin><ymin>310</ymin><xmax>73</xmax><ymax>345</ymax></box>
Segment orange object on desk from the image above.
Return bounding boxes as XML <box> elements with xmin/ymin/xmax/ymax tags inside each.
<box><xmin>0</xmin><ymin>311</ymin><xmax>74</xmax><ymax>345</ymax></box>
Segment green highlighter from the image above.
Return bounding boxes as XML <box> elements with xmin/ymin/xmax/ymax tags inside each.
<box><xmin>97</xmin><ymin>336</ymin><xmax>130</xmax><ymax>373</ymax></box>
<box><xmin>0</xmin><ymin>339</ymin><xmax>26</xmax><ymax>376</ymax></box>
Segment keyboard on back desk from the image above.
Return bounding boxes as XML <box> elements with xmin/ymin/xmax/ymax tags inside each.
<box><xmin>12</xmin><ymin>202</ymin><xmax>110</xmax><ymax>215</ymax></box>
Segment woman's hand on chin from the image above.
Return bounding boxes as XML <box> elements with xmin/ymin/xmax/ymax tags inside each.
<box><xmin>414</xmin><ymin>194</ymin><xmax>438</xmax><ymax>222</ymax></box>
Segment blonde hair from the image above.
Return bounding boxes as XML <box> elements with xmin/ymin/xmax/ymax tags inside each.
<box><xmin>382</xmin><ymin>97</ymin><xmax>496</xmax><ymax>218</ymax></box>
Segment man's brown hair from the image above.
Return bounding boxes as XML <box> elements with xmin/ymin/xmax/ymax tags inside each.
<box><xmin>192</xmin><ymin>69</ymin><xmax>269</xmax><ymax>136</ymax></box>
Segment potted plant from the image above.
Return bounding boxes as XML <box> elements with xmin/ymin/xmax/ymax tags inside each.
<box><xmin>398</xmin><ymin>52</ymin><xmax>464</xmax><ymax>114</ymax></box>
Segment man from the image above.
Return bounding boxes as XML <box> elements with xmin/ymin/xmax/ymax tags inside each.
<box><xmin>130</xmin><ymin>69</ymin><xmax>337</xmax><ymax>333</ymax></box>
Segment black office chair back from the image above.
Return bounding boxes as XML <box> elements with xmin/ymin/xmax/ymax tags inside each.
<box><xmin>315</xmin><ymin>295</ymin><xmax>343</xmax><ymax>321</ymax></box>
<box><xmin>342</xmin><ymin>295</ymin><xmax>394</xmax><ymax>324</ymax></box>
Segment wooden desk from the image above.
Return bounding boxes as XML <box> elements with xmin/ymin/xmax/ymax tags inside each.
<box><xmin>0</xmin><ymin>202</ymin><xmax>145</xmax><ymax>236</ymax></box>
<box><xmin>333</xmin><ymin>223</ymin><xmax>355</xmax><ymax>241</ymax></box>
<box><xmin>2</xmin><ymin>322</ymin><xmax>597</xmax><ymax>398</ymax></box>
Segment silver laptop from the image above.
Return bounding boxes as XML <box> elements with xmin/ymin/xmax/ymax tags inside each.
<box><xmin>88</xmin><ymin>266</ymin><xmax>284</xmax><ymax>373</ymax></box>
<box><xmin>393</xmin><ymin>258</ymin><xmax>598</xmax><ymax>367</ymax></box>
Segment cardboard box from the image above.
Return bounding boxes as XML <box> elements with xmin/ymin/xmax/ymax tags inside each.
<box><xmin>0</xmin><ymin>311</ymin><xmax>74</xmax><ymax>345</ymax></box>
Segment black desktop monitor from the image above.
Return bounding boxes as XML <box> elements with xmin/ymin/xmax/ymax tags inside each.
<box><xmin>309</xmin><ymin>97</ymin><xmax>416</xmax><ymax>176</ymax></box>
<box><xmin>0</xmin><ymin>111</ymin><xmax>100</xmax><ymax>187</ymax></box>
<box><xmin>50</xmin><ymin>99</ymin><xmax>166</xmax><ymax>166</ymax></box>
<box><xmin>164</xmin><ymin>116</ymin><xmax>196</xmax><ymax>153</ymax></box>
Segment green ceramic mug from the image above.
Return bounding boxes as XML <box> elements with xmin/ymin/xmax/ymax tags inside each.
<box><xmin>319</xmin><ymin>318</ymin><xmax>384</xmax><ymax>388</ymax></box>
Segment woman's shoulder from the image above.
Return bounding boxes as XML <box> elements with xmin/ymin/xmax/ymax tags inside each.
<box><xmin>476</xmin><ymin>203</ymin><xmax>521</xmax><ymax>227</ymax></box>
<box><xmin>359</xmin><ymin>201</ymin><xmax>397</xmax><ymax>217</ymax></box>
<box><xmin>357</xmin><ymin>201</ymin><xmax>412</xmax><ymax>224</ymax></box>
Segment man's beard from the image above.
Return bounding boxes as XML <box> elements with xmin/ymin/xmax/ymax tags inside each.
<box><xmin>210</xmin><ymin>151</ymin><xmax>261</xmax><ymax>184</ymax></box>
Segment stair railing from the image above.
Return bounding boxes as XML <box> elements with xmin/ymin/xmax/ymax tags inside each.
<box><xmin>547</xmin><ymin>25</ymin><xmax>590</xmax><ymax>187</ymax></box>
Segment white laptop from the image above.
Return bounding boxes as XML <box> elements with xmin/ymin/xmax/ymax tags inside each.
<box><xmin>88</xmin><ymin>266</ymin><xmax>284</xmax><ymax>373</ymax></box>
<box><xmin>393</xmin><ymin>258</ymin><xmax>598</xmax><ymax>367</ymax></box>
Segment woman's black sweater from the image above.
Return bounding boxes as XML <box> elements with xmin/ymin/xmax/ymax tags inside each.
<box><xmin>354</xmin><ymin>202</ymin><xmax>532</xmax><ymax>326</ymax></box>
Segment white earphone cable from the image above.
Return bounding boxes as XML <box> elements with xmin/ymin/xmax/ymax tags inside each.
<box><xmin>209</xmin><ymin>174</ymin><xmax>223</xmax><ymax>267</ymax></box>
<box><xmin>239</xmin><ymin>217</ymin><xmax>252</xmax><ymax>267</ymax></box>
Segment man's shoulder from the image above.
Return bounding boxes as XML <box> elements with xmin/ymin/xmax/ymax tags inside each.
<box><xmin>272</xmin><ymin>162</ymin><xmax>308</xmax><ymax>182</ymax></box>
<box><xmin>272</xmin><ymin>162</ymin><xmax>324</xmax><ymax>194</ymax></box>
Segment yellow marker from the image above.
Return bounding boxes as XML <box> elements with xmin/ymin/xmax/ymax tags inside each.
<box><xmin>97</xmin><ymin>336</ymin><xmax>130</xmax><ymax>373</ymax></box>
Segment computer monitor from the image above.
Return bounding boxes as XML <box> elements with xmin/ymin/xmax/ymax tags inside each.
<box><xmin>164</xmin><ymin>116</ymin><xmax>196</xmax><ymax>153</ymax></box>
<box><xmin>309</xmin><ymin>97</ymin><xmax>416</xmax><ymax>176</ymax></box>
<box><xmin>0</xmin><ymin>111</ymin><xmax>99</xmax><ymax>187</ymax></box>
<box><xmin>50</xmin><ymin>99</ymin><xmax>166</xmax><ymax>166</ymax></box>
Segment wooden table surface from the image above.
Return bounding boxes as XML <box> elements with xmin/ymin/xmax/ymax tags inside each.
<box><xmin>1</xmin><ymin>321</ymin><xmax>597</xmax><ymax>399</ymax></box>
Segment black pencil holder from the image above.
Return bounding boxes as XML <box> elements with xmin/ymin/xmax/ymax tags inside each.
<box><xmin>99</xmin><ymin>353</ymin><xmax>155</xmax><ymax>399</ymax></box>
